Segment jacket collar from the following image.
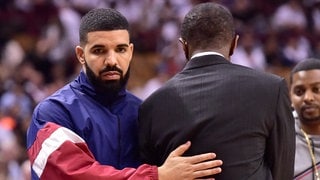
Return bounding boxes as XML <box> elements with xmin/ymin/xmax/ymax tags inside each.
<box><xmin>183</xmin><ymin>54</ymin><xmax>231</xmax><ymax>71</ymax></box>
<box><xmin>71</xmin><ymin>70</ymin><xmax>126</xmax><ymax>106</ymax></box>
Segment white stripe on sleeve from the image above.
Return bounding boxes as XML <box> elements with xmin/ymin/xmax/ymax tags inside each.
<box><xmin>32</xmin><ymin>126</ymin><xmax>85</xmax><ymax>177</ymax></box>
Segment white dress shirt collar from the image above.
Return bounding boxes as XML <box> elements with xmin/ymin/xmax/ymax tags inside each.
<box><xmin>190</xmin><ymin>51</ymin><xmax>225</xmax><ymax>60</ymax></box>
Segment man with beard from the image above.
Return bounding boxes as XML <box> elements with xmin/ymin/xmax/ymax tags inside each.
<box><xmin>26</xmin><ymin>8</ymin><xmax>222</xmax><ymax>180</ymax></box>
<box><xmin>290</xmin><ymin>58</ymin><xmax>320</xmax><ymax>180</ymax></box>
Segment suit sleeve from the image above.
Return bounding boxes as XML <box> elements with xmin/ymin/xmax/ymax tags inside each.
<box><xmin>27</xmin><ymin>121</ymin><xmax>158</xmax><ymax>180</ymax></box>
<box><xmin>138</xmin><ymin>99</ymin><xmax>159</xmax><ymax>165</ymax></box>
<box><xmin>266</xmin><ymin>79</ymin><xmax>295</xmax><ymax>180</ymax></box>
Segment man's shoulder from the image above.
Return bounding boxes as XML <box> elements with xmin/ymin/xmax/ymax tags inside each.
<box><xmin>233</xmin><ymin>64</ymin><xmax>284</xmax><ymax>83</ymax></box>
<box><xmin>36</xmin><ymin>84</ymin><xmax>75</xmax><ymax>109</ymax></box>
<box><xmin>125</xmin><ymin>90</ymin><xmax>143</xmax><ymax>104</ymax></box>
<box><xmin>141</xmin><ymin>82</ymin><xmax>178</xmax><ymax>106</ymax></box>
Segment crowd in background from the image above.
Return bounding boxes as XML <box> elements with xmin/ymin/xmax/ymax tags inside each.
<box><xmin>1</xmin><ymin>0</ymin><xmax>320</xmax><ymax>179</ymax></box>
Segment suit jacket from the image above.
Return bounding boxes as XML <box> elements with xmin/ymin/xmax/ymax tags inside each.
<box><xmin>138</xmin><ymin>55</ymin><xmax>295</xmax><ymax>180</ymax></box>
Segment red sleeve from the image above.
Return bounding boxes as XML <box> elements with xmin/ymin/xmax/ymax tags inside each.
<box><xmin>28</xmin><ymin>122</ymin><xmax>158</xmax><ymax>180</ymax></box>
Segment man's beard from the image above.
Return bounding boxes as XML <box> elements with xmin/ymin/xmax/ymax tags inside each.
<box><xmin>299</xmin><ymin>107</ymin><xmax>320</xmax><ymax>125</ymax></box>
<box><xmin>85</xmin><ymin>62</ymin><xmax>130</xmax><ymax>94</ymax></box>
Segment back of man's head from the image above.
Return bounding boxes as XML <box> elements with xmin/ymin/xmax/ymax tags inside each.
<box><xmin>290</xmin><ymin>58</ymin><xmax>320</xmax><ymax>84</ymax></box>
<box><xmin>180</xmin><ymin>2</ymin><xmax>235</xmax><ymax>50</ymax></box>
<box><xmin>79</xmin><ymin>8</ymin><xmax>129</xmax><ymax>46</ymax></box>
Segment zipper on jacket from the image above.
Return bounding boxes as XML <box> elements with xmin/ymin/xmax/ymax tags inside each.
<box><xmin>117</xmin><ymin>115</ymin><xmax>121</xmax><ymax>168</ymax></box>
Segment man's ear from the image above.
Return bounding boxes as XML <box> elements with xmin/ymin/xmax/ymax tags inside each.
<box><xmin>229</xmin><ymin>34</ymin><xmax>239</xmax><ymax>56</ymax></box>
<box><xmin>75</xmin><ymin>46</ymin><xmax>85</xmax><ymax>64</ymax></box>
<box><xmin>179</xmin><ymin>38</ymin><xmax>189</xmax><ymax>60</ymax></box>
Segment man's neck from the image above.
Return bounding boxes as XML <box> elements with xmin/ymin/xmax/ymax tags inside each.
<box><xmin>301</xmin><ymin>124</ymin><xmax>320</xmax><ymax>135</ymax></box>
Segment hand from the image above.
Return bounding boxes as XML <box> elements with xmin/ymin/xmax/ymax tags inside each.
<box><xmin>158</xmin><ymin>141</ymin><xmax>222</xmax><ymax>180</ymax></box>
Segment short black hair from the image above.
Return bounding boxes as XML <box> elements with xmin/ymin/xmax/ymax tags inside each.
<box><xmin>180</xmin><ymin>2</ymin><xmax>235</xmax><ymax>49</ymax></box>
<box><xmin>290</xmin><ymin>58</ymin><xmax>320</xmax><ymax>84</ymax></box>
<box><xmin>79</xmin><ymin>8</ymin><xmax>129</xmax><ymax>45</ymax></box>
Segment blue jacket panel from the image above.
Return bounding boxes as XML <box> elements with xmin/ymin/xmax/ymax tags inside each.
<box><xmin>27</xmin><ymin>71</ymin><xmax>142</xmax><ymax>169</ymax></box>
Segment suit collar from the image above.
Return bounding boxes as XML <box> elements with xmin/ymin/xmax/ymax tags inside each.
<box><xmin>183</xmin><ymin>54</ymin><xmax>230</xmax><ymax>70</ymax></box>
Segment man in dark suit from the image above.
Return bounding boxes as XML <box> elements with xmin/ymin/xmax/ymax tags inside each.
<box><xmin>138</xmin><ymin>2</ymin><xmax>295</xmax><ymax>180</ymax></box>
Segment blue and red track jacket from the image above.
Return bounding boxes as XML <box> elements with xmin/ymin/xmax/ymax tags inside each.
<box><xmin>26</xmin><ymin>71</ymin><xmax>158</xmax><ymax>179</ymax></box>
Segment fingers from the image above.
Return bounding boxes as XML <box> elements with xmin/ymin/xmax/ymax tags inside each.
<box><xmin>193</xmin><ymin>166</ymin><xmax>222</xmax><ymax>179</ymax></box>
<box><xmin>169</xmin><ymin>141</ymin><xmax>191</xmax><ymax>157</ymax></box>
<box><xmin>192</xmin><ymin>159</ymin><xmax>223</xmax><ymax>172</ymax></box>
<box><xmin>189</xmin><ymin>154</ymin><xmax>223</xmax><ymax>179</ymax></box>
<box><xmin>187</xmin><ymin>152</ymin><xmax>217</xmax><ymax>164</ymax></box>
<box><xmin>192</xmin><ymin>160</ymin><xmax>222</xmax><ymax>179</ymax></box>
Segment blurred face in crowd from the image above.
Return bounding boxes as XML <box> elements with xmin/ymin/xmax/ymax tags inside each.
<box><xmin>290</xmin><ymin>69</ymin><xmax>320</xmax><ymax>133</ymax></box>
<box><xmin>76</xmin><ymin>30</ymin><xmax>133</xmax><ymax>92</ymax></box>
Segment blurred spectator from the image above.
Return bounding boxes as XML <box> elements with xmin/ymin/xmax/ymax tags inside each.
<box><xmin>312</xmin><ymin>37</ymin><xmax>320</xmax><ymax>58</ymax></box>
<box><xmin>19</xmin><ymin>61</ymin><xmax>49</xmax><ymax>103</ymax></box>
<box><xmin>21</xmin><ymin>160</ymin><xmax>31</xmax><ymax>180</ymax></box>
<box><xmin>137</xmin><ymin>66</ymin><xmax>171</xmax><ymax>100</ymax></box>
<box><xmin>271</xmin><ymin>0</ymin><xmax>307</xmax><ymax>32</ymax></box>
<box><xmin>0</xmin><ymin>126</ymin><xmax>24</xmax><ymax>180</ymax></box>
<box><xmin>231</xmin><ymin>0</ymin><xmax>255</xmax><ymax>22</ymax></box>
<box><xmin>308</xmin><ymin>1</ymin><xmax>320</xmax><ymax>34</ymax></box>
<box><xmin>231</xmin><ymin>26</ymin><xmax>267</xmax><ymax>70</ymax></box>
<box><xmin>281</xmin><ymin>30</ymin><xmax>312</xmax><ymax>66</ymax></box>
<box><xmin>263</xmin><ymin>31</ymin><xmax>287</xmax><ymax>67</ymax></box>
<box><xmin>0</xmin><ymin>81</ymin><xmax>33</xmax><ymax>125</ymax></box>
